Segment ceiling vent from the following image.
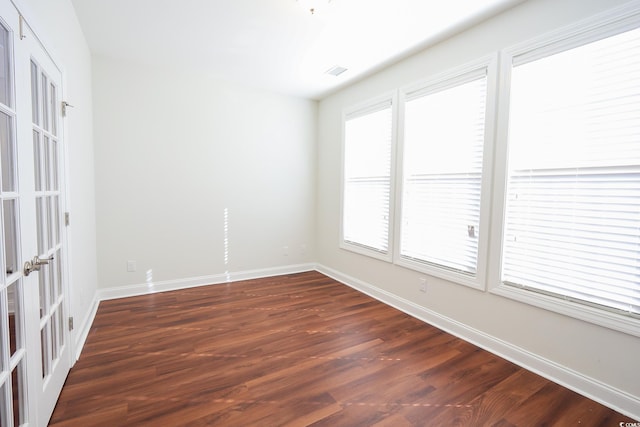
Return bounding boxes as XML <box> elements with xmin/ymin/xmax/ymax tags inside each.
<box><xmin>326</xmin><ymin>66</ymin><xmax>348</xmax><ymax>77</ymax></box>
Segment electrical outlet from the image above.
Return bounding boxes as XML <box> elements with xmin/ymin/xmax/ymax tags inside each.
<box><xmin>283</xmin><ymin>246</ymin><xmax>289</xmax><ymax>256</ymax></box>
<box><xmin>419</xmin><ymin>277</ymin><xmax>427</xmax><ymax>293</ymax></box>
<box><xmin>127</xmin><ymin>260</ymin><xmax>137</xmax><ymax>272</ymax></box>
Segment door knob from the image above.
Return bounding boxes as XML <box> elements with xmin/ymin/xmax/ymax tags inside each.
<box><xmin>23</xmin><ymin>255</ymin><xmax>54</xmax><ymax>276</ymax></box>
<box><xmin>34</xmin><ymin>255</ymin><xmax>54</xmax><ymax>266</ymax></box>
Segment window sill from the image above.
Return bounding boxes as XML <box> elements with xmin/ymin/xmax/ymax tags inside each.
<box><xmin>340</xmin><ymin>241</ymin><xmax>393</xmax><ymax>263</ymax></box>
<box><xmin>395</xmin><ymin>256</ymin><xmax>485</xmax><ymax>291</ymax></box>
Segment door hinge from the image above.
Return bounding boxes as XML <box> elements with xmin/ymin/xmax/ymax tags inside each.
<box><xmin>19</xmin><ymin>15</ymin><xmax>26</xmax><ymax>40</ymax></box>
<box><xmin>68</xmin><ymin>317</ymin><xmax>74</xmax><ymax>331</ymax></box>
<box><xmin>65</xmin><ymin>212</ymin><xmax>70</xmax><ymax>226</ymax></box>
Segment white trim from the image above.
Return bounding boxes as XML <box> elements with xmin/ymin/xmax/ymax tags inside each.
<box><xmin>339</xmin><ymin>242</ymin><xmax>391</xmax><ymax>263</ymax></box>
<box><xmin>401</xmin><ymin>56</ymin><xmax>494</xmax><ymax>100</ymax></box>
<box><xmin>343</xmin><ymin>91</ymin><xmax>396</xmax><ymax>121</ymax></box>
<box><xmin>73</xmin><ymin>295</ymin><xmax>99</xmax><ymax>361</ymax></box>
<box><xmin>315</xmin><ymin>264</ymin><xmax>640</xmax><ymax>421</ymax></box>
<box><xmin>504</xmin><ymin>0</ymin><xmax>640</xmax><ymax>67</ymax></box>
<box><xmin>10</xmin><ymin>0</ymin><xmax>64</xmax><ymax>75</ymax></box>
<box><xmin>344</xmin><ymin>97</ymin><xmax>392</xmax><ymax>120</ymax></box>
<box><xmin>97</xmin><ymin>263</ymin><xmax>316</xmax><ymax>301</ymax></box>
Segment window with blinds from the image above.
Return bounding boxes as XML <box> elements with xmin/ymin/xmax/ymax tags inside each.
<box><xmin>399</xmin><ymin>68</ymin><xmax>488</xmax><ymax>277</ymax></box>
<box><xmin>503</xmin><ymin>26</ymin><xmax>640</xmax><ymax>316</ymax></box>
<box><xmin>342</xmin><ymin>99</ymin><xmax>394</xmax><ymax>257</ymax></box>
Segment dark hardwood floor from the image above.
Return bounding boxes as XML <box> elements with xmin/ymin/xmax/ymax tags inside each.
<box><xmin>49</xmin><ymin>271</ymin><xmax>636</xmax><ymax>426</ymax></box>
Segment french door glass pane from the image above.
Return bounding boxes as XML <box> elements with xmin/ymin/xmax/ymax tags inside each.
<box><xmin>57</xmin><ymin>307</ymin><xmax>64</xmax><ymax>348</ymax></box>
<box><xmin>0</xmin><ymin>23</ymin><xmax>12</xmax><ymax>107</ymax></box>
<box><xmin>36</xmin><ymin>196</ymin><xmax>45</xmax><ymax>254</ymax></box>
<box><xmin>50</xmin><ymin>83</ymin><xmax>56</xmax><ymax>136</ymax></box>
<box><xmin>33</xmin><ymin>130</ymin><xmax>42</xmax><ymax>191</ymax></box>
<box><xmin>31</xmin><ymin>60</ymin><xmax>39</xmax><ymax>125</ymax></box>
<box><xmin>12</xmin><ymin>361</ymin><xmax>25</xmax><ymax>426</ymax></box>
<box><xmin>48</xmin><ymin>260</ymin><xmax>56</xmax><ymax>303</ymax></box>
<box><xmin>38</xmin><ymin>265</ymin><xmax>46</xmax><ymax>318</ymax></box>
<box><xmin>44</xmin><ymin>135</ymin><xmax>51</xmax><ymax>191</ymax></box>
<box><xmin>11</xmin><ymin>367</ymin><xmax>19</xmax><ymax>425</ymax></box>
<box><xmin>0</xmin><ymin>111</ymin><xmax>15</xmax><ymax>192</ymax></box>
<box><xmin>0</xmin><ymin>382</ymin><xmax>8</xmax><ymax>427</ymax></box>
<box><xmin>46</xmin><ymin>196</ymin><xmax>52</xmax><ymax>251</ymax></box>
<box><xmin>7</xmin><ymin>281</ymin><xmax>20</xmax><ymax>357</ymax></box>
<box><xmin>3</xmin><ymin>199</ymin><xmax>18</xmax><ymax>276</ymax></box>
<box><xmin>52</xmin><ymin>196</ymin><xmax>59</xmax><ymax>245</ymax></box>
<box><xmin>41</xmin><ymin>72</ymin><xmax>48</xmax><ymax>132</ymax></box>
<box><xmin>55</xmin><ymin>251</ymin><xmax>62</xmax><ymax>296</ymax></box>
<box><xmin>51</xmin><ymin>307</ymin><xmax>60</xmax><ymax>360</ymax></box>
<box><xmin>52</xmin><ymin>139</ymin><xmax>58</xmax><ymax>190</ymax></box>
<box><xmin>40</xmin><ymin>326</ymin><xmax>49</xmax><ymax>378</ymax></box>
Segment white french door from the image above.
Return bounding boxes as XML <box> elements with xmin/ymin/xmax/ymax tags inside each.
<box><xmin>0</xmin><ymin>1</ymin><xmax>71</xmax><ymax>426</ymax></box>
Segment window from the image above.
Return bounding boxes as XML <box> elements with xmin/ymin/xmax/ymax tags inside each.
<box><xmin>499</xmin><ymin>16</ymin><xmax>640</xmax><ymax>322</ymax></box>
<box><xmin>341</xmin><ymin>96</ymin><xmax>395</xmax><ymax>259</ymax></box>
<box><xmin>397</xmin><ymin>59</ymin><xmax>495</xmax><ymax>288</ymax></box>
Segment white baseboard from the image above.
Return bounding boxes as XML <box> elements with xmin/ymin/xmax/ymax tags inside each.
<box><xmin>315</xmin><ymin>264</ymin><xmax>640</xmax><ymax>421</ymax></box>
<box><xmin>97</xmin><ymin>263</ymin><xmax>316</xmax><ymax>301</ymax></box>
<box><xmin>73</xmin><ymin>295</ymin><xmax>99</xmax><ymax>361</ymax></box>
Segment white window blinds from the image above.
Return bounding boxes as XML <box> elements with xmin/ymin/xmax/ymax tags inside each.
<box><xmin>400</xmin><ymin>70</ymin><xmax>488</xmax><ymax>274</ymax></box>
<box><xmin>343</xmin><ymin>101</ymin><xmax>393</xmax><ymax>254</ymax></box>
<box><xmin>503</xmin><ymin>27</ymin><xmax>640</xmax><ymax>316</ymax></box>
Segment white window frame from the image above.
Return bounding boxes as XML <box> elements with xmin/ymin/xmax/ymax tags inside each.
<box><xmin>394</xmin><ymin>56</ymin><xmax>498</xmax><ymax>290</ymax></box>
<box><xmin>340</xmin><ymin>92</ymin><xmax>397</xmax><ymax>262</ymax></box>
<box><xmin>489</xmin><ymin>2</ymin><xmax>640</xmax><ymax>337</ymax></box>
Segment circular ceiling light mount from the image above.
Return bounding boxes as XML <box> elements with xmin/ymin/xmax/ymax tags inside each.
<box><xmin>297</xmin><ymin>0</ymin><xmax>332</xmax><ymax>15</ymax></box>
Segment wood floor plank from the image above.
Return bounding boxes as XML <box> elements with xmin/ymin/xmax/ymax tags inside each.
<box><xmin>50</xmin><ymin>271</ymin><xmax>637</xmax><ymax>426</ymax></box>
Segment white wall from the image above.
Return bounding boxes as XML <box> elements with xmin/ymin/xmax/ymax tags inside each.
<box><xmin>17</xmin><ymin>0</ymin><xmax>98</xmax><ymax>353</ymax></box>
<box><xmin>92</xmin><ymin>55</ymin><xmax>317</xmax><ymax>290</ymax></box>
<box><xmin>317</xmin><ymin>0</ymin><xmax>640</xmax><ymax>418</ymax></box>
